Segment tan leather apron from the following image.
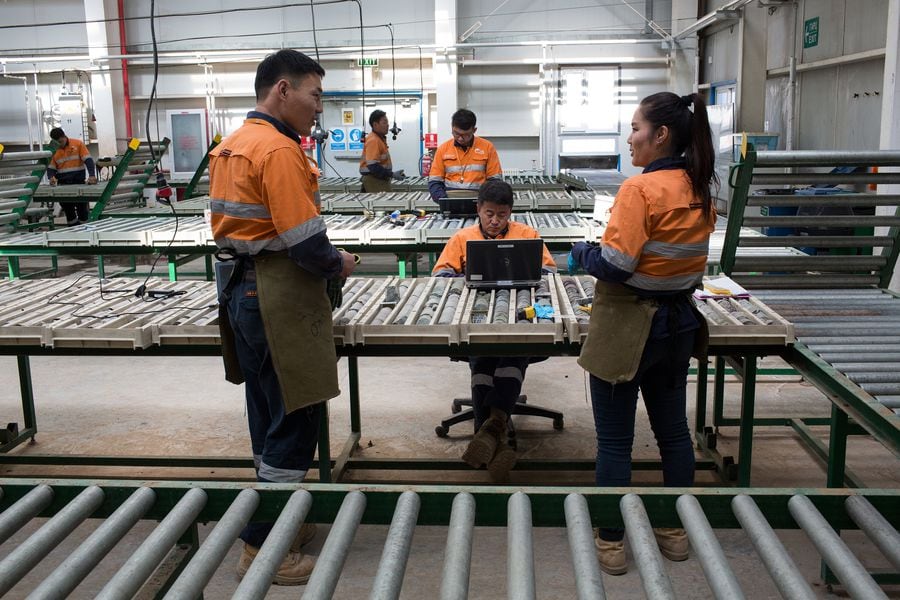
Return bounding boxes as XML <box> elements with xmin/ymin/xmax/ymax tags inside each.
<box><xmin>577</xmin><ymin>280</ymin><xmax>658</xmax><ymax>383</ymax></box>
<box><xmin>361</xmin><ymin>174</ymin><xmax>392</xmax><ymax>193</ymax></box>
<box><xmin>218</xmin><ymin>252</ymin><xmax>340</xmax><ymax>413</ymax></box>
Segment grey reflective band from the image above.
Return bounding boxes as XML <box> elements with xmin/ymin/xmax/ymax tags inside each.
<box><xmin>258</xmin><ymin>461</ymin><xmax>307</xmax><ymax>483</ymax></box>
<box><xmin>643</xmin><ymin>240</ymin><xmax>709</xmax><ymax>258</ymax></box>
<box><xmin>626</xmin><ymin>270</ymin><xmax>704</xmax><ymax>291</ymax></box>
<box><xmin>280</xmin><ymin>215</ymin><xmax>327</xmax><ymax>247</ymax></box>
<box><xmin>601</xmin><ymin>244</ymin><xmax>639</xmax><ymax>272</ymax></box>
<box><xmin>471</xmin><ymin>374</ymin><xmax>494</xmax><ymax>387</ymax></box>
<box><xmin>209</xmin><ymin>198</ymin><xmax>272</xmax><ymax>219</ymax></box>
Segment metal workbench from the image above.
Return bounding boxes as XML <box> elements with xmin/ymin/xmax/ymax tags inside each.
<box><xmin>722</xmin><ymin>148</ymin><xmax>900</xmax><ymax>490</ymax></box>
<box><xmin>0</xmin><ymin>275</ymin><xmax>792</xmax><ymax>488</ymax></box>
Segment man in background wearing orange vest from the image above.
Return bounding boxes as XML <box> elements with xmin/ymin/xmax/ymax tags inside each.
<box><xmin>47</xmin><ymin>127</ymin><xmax>97</xmax><ymax>225</ymax></box>
<box><xmin>428</xmin><ymin>109</ymin><xmax>501</xmax><ymax>201</ymax></box>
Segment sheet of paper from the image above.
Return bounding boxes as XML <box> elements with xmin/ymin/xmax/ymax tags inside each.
<box><xmin>693</xmin><ymin>275</ymin><xmax>751</xmax><ymax>299</ymax></box>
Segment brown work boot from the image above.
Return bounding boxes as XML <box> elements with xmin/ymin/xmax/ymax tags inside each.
<box><xmin>236</xmin><ymin>543</ymin><xmax>317</xmax><ymax>585</ymax></box>
<box><xmin>461</xmin><ymin>409</ymin><xmax>506</xmax><ymax>468</ymax></box>
<box><xmin>290</xmin><ymin>522</ymin><xmax>317</xmax><ymax>553</ymax></box>
<box><xmin>594</xmin><ymin>528</ymin><xmax>627</xmax><ymax>575</ymax></box>
<box><xmin>486</xmin><ymin>438</ymin><xmax>517</xmax><ymax>482</ymax></box>
<box><xmin>654</xmin><ymin>527</ymin><xmax>689</xmax><ymax>561</ymax></box>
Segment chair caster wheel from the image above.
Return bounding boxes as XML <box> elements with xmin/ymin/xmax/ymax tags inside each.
<box><xmin>553</xmin><ymin>417</ymin><xmax>564</xmax><ymax>430</ymax></box>
<box><xmin>435</xmin><ymin>425</ymin><xmax>449</xmax><ymax>438</ymax></box>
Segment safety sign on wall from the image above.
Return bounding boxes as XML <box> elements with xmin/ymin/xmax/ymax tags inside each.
<box><xmin>330</xmin><ymin>128</ymin><xmax>347</xmax><ymax>152</ymax></box>
<box><xmin>803</xmin><ymin>17</ymin><xmax>819</xmax><ymax>49</ymax></box>
<box><xmin>348</xmin><ymin>128</ymin><xmax>364</xmax><ymax>151</ymax></box>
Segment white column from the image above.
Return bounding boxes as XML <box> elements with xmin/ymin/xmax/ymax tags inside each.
<box><xmin>737</xmin><ymin>3</ymin><xmax>767</xmax><ymax>131</ymax></box>
<box><xmin>879</xmin><ymin>0</ymin><xmax>900</xmax><ymax>292</ymax></box>
<box><xmin>669</xmin><ymin>0</ymin><xmax>699</xmax><ymax>94</ymax></box>
<box><xmin>434</xmin><ymin>0</ymin><xmax>458</xmax><ymax>135</ymax></box>
<box><xmin>84</xmin><ymin>0</ymin><xmax>122</xmax><ymax>156</ymax></box>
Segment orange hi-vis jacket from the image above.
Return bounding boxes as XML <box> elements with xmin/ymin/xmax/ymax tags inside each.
<box><xmin>306</xmin><ymin>154</ymin><xmax>322</xmax><ymax>212</ymax></box>
<box><xmin>429</xmin><ymin>137</ymin><xmax>502</xmax><ymax>193</ymax></box>
<box><xmin>50</xmin><ymin>137</ymin><xmax>92</xmax><ymax>177</ymax></box>
<box><xmin>358</xmin><ymin>132</ymin><xmax>392</xmax><ymax>176</ymax></box>
<box><xmin>209</xmin><ymin>118</ymin><xmax>324</xmax><ymax>256</ymax></box>
<box><xmin>432</xmin><ymin>221</ymin><xmax>557</xmax><ymax>277</ymax></box>
<box><xmin>601</xmin><ymin>168</ymin><xmax>715</xmax><ymax>292</ymax></box>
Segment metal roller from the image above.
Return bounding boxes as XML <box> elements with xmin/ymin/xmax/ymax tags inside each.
<box><xmin>370</xmin><ymin>491</ymin><xmax>420</xmax><ymax>600</ymax></box>
<box><xmin>440</xmin><ymin>493</ymin><xmax>476</xmax><ymax>600</ymax></box>
<box><xmin>788</xmin><ymin>496</ymin><xmax>888</xmax><ymax>600</ymax></box>
<box><xmin>507</xmin><ymin>492</ymin><xmax>536</xmax><ymax>600</ymax></box>
<box><xmin>303</xmin><ymin>491</ymin><xmax>367</xmax><ymax>600</ymax></box>
<box><xmin>563</xmin><ymin>494</ymin><xmax>606</xmax><ymax>600</ymax></box>
<box><xmin>620</xmin><ymin>494</ymin><xmax>675</xmax><ymax>600</ymax></box>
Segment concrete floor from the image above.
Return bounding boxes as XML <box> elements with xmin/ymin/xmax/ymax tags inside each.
<box><xmin>0</xmin><ymin>255</ymin><xmax>898</xmax><ymax>598</ymax></box>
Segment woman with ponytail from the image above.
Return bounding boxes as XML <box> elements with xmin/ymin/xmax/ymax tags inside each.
<box><xmin>569</xmin><ymin>92</ymin><xmax>718</xmax><ymax>575</ymax></box>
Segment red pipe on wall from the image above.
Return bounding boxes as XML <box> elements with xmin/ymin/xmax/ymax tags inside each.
<box><xmin>117</xmin><ymin>0</ymin><xmax>133</xmax><ymax>139</ymax></box>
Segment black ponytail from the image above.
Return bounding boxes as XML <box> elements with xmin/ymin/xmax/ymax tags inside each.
<box><xmin>639</xmin><ymin>91</ymin><xmax>718</xmax><ymax>220</ymax></box>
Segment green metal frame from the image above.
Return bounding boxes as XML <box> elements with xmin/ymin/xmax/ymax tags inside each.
<box><xmin>0</xmin><ymin>339</ymin><xmax>784</xmax><ymax>488</ymax></box>
<box><xmin>183</xmin><ymin>134</ymin><xmax>220</xmax><ymax>199</ymax></box>
<box><xmin>89</xmin><ymin>137</ymin><xmax>171</xmax><ymax>221</ymax></box>
<box><xmin>9</xmin><ymin>141</ymin><xmax>57</xmax><ymax>232</ymax></box>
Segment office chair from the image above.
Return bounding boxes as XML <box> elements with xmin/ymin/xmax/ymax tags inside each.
<box><xmin>434</xmin><ymin>394</ymin><xmax>564</xmax><ymax>449</ymax></box>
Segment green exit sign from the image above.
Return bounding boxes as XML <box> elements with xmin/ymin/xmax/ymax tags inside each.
<box><xmin>357</xmin><ymin>58</ymin><xmax>379</xmax><ymax>67</ymax></box>
<box><xmin>804</xmin><ymin>17</ymin><xmax>819</xmax><ymax>49</ymax></box>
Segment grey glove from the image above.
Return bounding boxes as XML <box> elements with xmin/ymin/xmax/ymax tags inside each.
<box><xmin>392</xmin><ymin>169</ymin><xmax>406</xmax><ymax>181</ymax></box>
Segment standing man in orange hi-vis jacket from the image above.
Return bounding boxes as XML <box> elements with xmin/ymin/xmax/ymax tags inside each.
<box><xmin>47</xmin><ymin>127</ymin><xmax>97</xmax><ymax>225</ymax></box>
<box><xmin>428</xmin><ymin>108</ymin><xmax>501</xmax><ymax>202</ymax></box>
<box><xmin>209</xmin><ymin>49</ymin><xmax>356</xmax><ymax>587</ymax></box>
<box><xmin>358</xmin><ymin>109</ymin><xmax>404</xmax><ymax>192</ymax></box>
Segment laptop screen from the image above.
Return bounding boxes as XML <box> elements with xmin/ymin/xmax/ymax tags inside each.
<box><xmin>464</xmin><ymin>238</ymin><xmax>544</xmax><ymax>289</ymax></box>
<box><xmin>439</xmin><ymin>190</ymin><xmax>478</xmax><ymax>216</ymax></box>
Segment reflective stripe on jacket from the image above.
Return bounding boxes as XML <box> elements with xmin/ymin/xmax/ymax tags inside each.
<box><xmin>50</xmin><ymin>138</ymin><xmax>91</xmax><ymax>175</ymax></box>
<box><xmin>428</xmin><ymin>137</ymin><xmax>502</xmax><ymax>192</ymax></box>
<box><xmin>209</xmin><ymin>118</ymin><xmax>324</xmax><ymax>256</ymax></box>
<box><xmin>601</xmin><ymin>169</ymin><xmax>715</xmax><ymax>292</ymax></box>
<box><xmin>432</xmin><ymin>221</ymin><xmax>557</xmax><ymax>276</ymax></box>
<box><xmin>358</xmin><ymin>133</ymin><xmax>392</xmax><ymax>176</ymax></box>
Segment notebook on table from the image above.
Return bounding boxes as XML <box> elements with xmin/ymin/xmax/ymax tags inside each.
<box><xmin>464</xmin><ymin>238</ymin><xmax>544</xmax><ymax>289</ymax></box>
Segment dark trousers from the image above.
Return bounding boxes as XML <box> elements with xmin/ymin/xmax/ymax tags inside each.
<box><xmin>57</xmin><ymin>172</ymin><xmax>89</xmax><ymax>224</ymax></box>
<box><xmin>590</xmin><ymin>331</ymin><xmax>696</xmax><ymax>541</ymax></box>
<box><xmin>469</xmin><ymin>356</ymin><xmax>530</xmax><ymax>431</ymax></box>
<box><xmin>225</xmin><ymin>273</ymin><xmax>321</xmax><ymax>547</ymax></box>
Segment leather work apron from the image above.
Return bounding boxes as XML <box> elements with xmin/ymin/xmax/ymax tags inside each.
<box><xmin>255</xmin><ymin>252</ymin><xmax>340</xmax><ymax>412</ymax></box>
<box><xmin>361</xmin><ymin>174</ymin><xmax>392</xmax><ymax>193</ymax></box>
<box><xmin>218</xmin><ymin>252</ymin><xmax>340</xmax><ymax>413</ymax></box>
<box><xmin>577</xmin><ymin>280</ymin><xmax>658</xmax><ymax>383</ymax></box>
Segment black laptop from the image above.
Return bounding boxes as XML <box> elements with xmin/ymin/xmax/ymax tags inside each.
<box><xmin>438</xmin><ymin>190</ymin><xmax>478</xmax><ymax>216</ymax></box>
<box><xmin>464</xmin><ymin>238</ymin><xmax>544</xmax><ymax>289</ymax></box>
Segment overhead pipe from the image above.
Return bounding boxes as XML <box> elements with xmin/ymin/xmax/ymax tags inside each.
<box><xmin>117</xmin><ymin>0</ymin><xmax>133</xmax><ymax>139</ymax></box>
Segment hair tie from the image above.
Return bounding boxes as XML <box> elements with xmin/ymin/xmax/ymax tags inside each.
<box><xmin>680</xmin><ymin>94</ymin><xmax>693</xmax><ymax>108</ymax></box>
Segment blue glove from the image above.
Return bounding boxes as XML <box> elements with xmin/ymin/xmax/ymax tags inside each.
<box><xmin>567</xmin><ymin>252</ymin><xmax>580</xmax><ymax>274</ymax></box>
<box><xmin>533</xmin><ymin>304</ymin><xmax>555</xmax><ymax>320</ymax></box>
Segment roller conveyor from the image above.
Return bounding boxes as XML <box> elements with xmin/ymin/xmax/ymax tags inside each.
<box><xmin>754</xmin><ymin>288</ymin><xmax>900</xmax><ymax>414</ymax></box>
<box><xmin>719</xmin><ymin>149</ymin><xmax>900</xmax><ymax>479</ymax></box>
<box><xmin>0</xmin><ymin>481</ymin><xmax>895</xmax><ymax>598</ymax></box>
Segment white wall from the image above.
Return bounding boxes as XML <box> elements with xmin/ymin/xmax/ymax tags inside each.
<box><xmin>0</xmin><ymin>0</ymin><xmax>672</xmax><ymax>176</ymax></box>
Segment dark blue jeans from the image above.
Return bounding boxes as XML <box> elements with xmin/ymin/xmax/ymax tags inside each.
<box><xmin>225</xmin><ymin>273</ymin><xmax>321</xmax><ymax>547</ymax></box>
<box><xmin>590</xmin><ymin>330</ymin><xmax>696</xmax><ymax>541</ymax></box>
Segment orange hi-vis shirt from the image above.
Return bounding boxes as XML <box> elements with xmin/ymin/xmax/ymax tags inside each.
<box><xmin>50</xmin><ymin>137</ymin><xmax>91</xmax><ymax>176</ymax></box>
<box><xmin>209</xmin><ymin>118</ymin><xmax>324</xmax><ymax>256</ymax></box>
<box><xmin>601</xmin><ymin>168</ymin><xmax>716</xmax><ymax>292</ymax></box>
<box><xmin>358</xmin><ymin>133</ymin><xmax>392</xmax><ymax>175</ymax></box>
<box><xmin>432</xmin><ymin>221</ymin><xmax>557</xmax><ymax>276</ymax></box>
<box><xmin>428</xmin><ymin>137</ymin><xmax>502</xmax><ymax>192</ymax></box>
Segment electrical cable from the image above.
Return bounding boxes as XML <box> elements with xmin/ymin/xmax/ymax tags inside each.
<box><xmin>386</xmin><ymin>24</ymin><xmax>401</xmax><ymax>140</ymax></box>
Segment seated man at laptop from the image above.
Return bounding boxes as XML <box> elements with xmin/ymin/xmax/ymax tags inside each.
<box><xmin>433</xmin><ymin>179</ymin><xmax>556</xmax><ymax>481</ymax></box>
